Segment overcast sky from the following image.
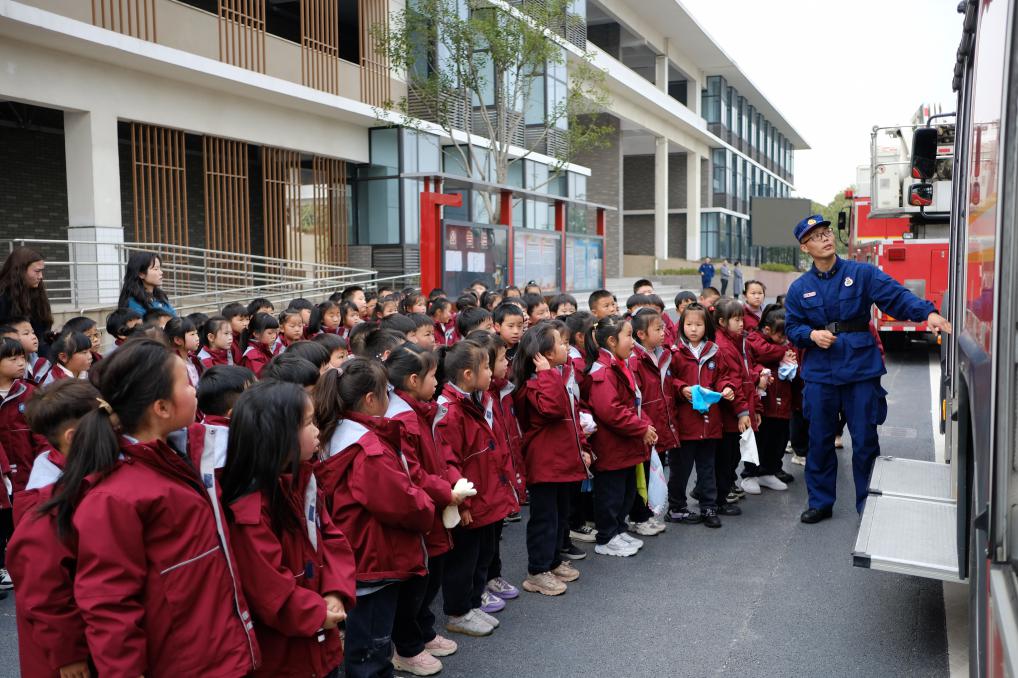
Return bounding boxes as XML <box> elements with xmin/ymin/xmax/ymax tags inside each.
<box><xmin>683</xmin><ymin>0</ymin><xmax>963</xmax><ymax>204</ymax></box>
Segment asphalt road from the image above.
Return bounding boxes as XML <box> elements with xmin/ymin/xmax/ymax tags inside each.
<box><xmin>0</xmin><ymin>343</ymin><xmax>949</xmax><ymax>678</ymax></box>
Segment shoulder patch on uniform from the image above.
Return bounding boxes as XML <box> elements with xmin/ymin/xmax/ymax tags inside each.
<box><xmin>844</xmin><ymin>277</ymin><xmax>854</xmax><ymax>287</ymax></box>
<box><xmin>803</xmin><ymin>291</ymin><xmax>817</xmax><ymax>298</ymax></box>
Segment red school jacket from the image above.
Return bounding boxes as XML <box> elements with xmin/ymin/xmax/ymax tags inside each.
<box><xmin>227</xmin><ymin>464</ymin><xmax>357</xmax><ymax>678</ymax></box>
<box><xmin>628</xmin><ymin>343</ymin><xmax>681</xmax><ymax>451</ymax></box>
<box><xmin>198</xmin><ymin>346</ymin><xmax>234</xmax><ymax>370</ymax></box>
<box><xmin>490</xmin><ymin>376</ymin><xmax>526</xmax><ymax>495</ymax></box>
<box><xmin>317</xmin><ymin>411</ymin><xmax>434</xmax><ymax>583</ymax></box>
<box><xmin>671</xmin><ymin>340</ymin><xmax>738</xmax><ymax>441</ymax></box>
<box><xmin>512</xmin><ymin>368</ymin><xmax>589</xmax><ymax>485</ymax></box>
<box><xmin>714</xmin><ymin>329</ymin><xmax>759</xmax><ymax>434</ymax></box>
<box><xmin>580</xmin><ymin>350</ymin><xmax>652</xmax><ymax>472</ymax></box>
<box><xmin>662</xmin><ymin>313</ymin><xmax>678</xmax><ymax>348</ymax></box>
<box><xmin>434</xmin><ymin>384</ymin><xmax>519</xmax><ymax>528</ymax></box>
<box><xmin>72</xmin><ymin>431</ymin><xmax>260</xmax><ymax>678</ymax></box>
<box><xmin>241</xmin><ymin>342</ymin><xmax>275</xmax><ymax>379</ymax></box>
<box><xmin>8</xmin><ymin>451</ymin><xmax>90</xmax><ymax>678</ymax></box>
<box><xmin>0</xmin><ymin>379</ymin><xmax>47</xmax><ymax>494</ymax></box>
<box><xmin>386</xmin><ymin>391</ymin><xmax>454</xmax><ymax>558</ymax></box>
<box><xmin>743</xmin><ymin>304</ymin><xmax>762</xmax><ymax>332</ymax></box>
<box><xmin>746</xmin><ymin>330</ymin><xmax>793</xmax><ymax>419</ymax></box>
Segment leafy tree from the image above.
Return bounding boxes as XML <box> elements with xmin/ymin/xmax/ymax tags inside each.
<box><xmin>372</xmin><ymin>0</ymin><xmax>612</xmax><ymax>219</ymax></box>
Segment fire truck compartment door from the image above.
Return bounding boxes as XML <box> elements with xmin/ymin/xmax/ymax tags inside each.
<box><xmin>854</xmin><ymin>457</ymin><xmax>960</xmax><ymax>581</ymax></box>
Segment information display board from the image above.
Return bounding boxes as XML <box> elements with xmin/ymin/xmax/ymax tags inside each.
<box><xmin>441</xmin><ymin>221</ymin><xmax>508</xmax><ymax>292</ymax></box>
<box><xmin>512</xmin><ymin>230</ymin><xmax>562</xmax><ymax>293</ymax></box>
<box><xmin>564</xmin><ymin>235</ymin><xmax>604</xmax><ymax>292</ymax></box>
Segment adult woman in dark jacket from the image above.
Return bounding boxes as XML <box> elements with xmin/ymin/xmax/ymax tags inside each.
<box><xmin>0</xmin><ymin>247</ymin><xmax>53</xmax><ymax>354</ymax></box>
<box><xmin>117</xmin><ymin>251</ymin><xmax>177</xmax><ymax>318</ymax></box>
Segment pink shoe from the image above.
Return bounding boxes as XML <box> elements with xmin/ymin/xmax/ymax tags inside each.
<box><xmin>392</xmin><ymin>649</ymin><xmax>443</xmax><ymax>676</ymax></box>
<box><xmin>424</xmin><ymin>633</ymin><xmax>458</xmax><ymax>657</ymax></box>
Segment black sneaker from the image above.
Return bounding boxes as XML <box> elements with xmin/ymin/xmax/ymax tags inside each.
<box><xmin>775</xmin><ymin>469</ymin><xmax>794</xmax><ymax>484</ymax></box>
<box><xmin>665</xmin><ymin>509</ymin><xmax>702</xmax><ymax>524</ymax></box>
<box><xmin>701</xmin><ymin>508</ymin><xmax>722</xmax><ymax>528</ymax></box>
<box><xmin>717</xmin><ymin>503</ymin><xmax>742</xmax><ymax>516</ymax></box>
<box><xmin>734</xmin><ymin>486</ymin><xmax>746</xmax><ymax>499</ymax></box>
<box><xmin>559</xmin><ymin>543</ymin><xmax>587</xmax><ymax>560</ymax></box>
<box><xmin>504</xmin><ymin>511</ymin><xmax>522</xmax><ymax>523</ymax></box>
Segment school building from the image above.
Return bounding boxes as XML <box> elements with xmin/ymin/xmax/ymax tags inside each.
<box><xmin>0</xmin><ymin>0</ymin><xmax>806</xmax><ymax>307</ymax></box>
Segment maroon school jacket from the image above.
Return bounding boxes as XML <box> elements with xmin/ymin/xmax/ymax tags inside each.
<box><xmin>434</xmin><ymin>384</ymin><xmax>519</xmax><ymax>528</ymax></box>
<box><xmin>386</xmin><ymin>391</ymin><xmax>455</xmax><ymax>557</ymax></box>
<box><xmin>628</xmin><ymin>342</ymin><xmax>680</xmax><ymax>451</ymax></box>
<box><xmin>8</xmin><ymin>454</ymin><xmax>90</xmax><ymax>678</ymax></box>
<box><xmin>72</xmin><ymin>431</ymin><xmax>260</xmax><ymax>678</ymax></box>
<box><xmin>746</xmin><ymin>331</ymin><xmax>793</xmax><ymax>419</ymax></box>
<box><xmin>0</xmin><ymin>379</ymin><xmax>47</xmax><ymax>494</ymax></box>
<box><xmin>714</xmin><ymin>328</ymin><xmax>759</xmax><ymax>434</ymax></box>
<box><xmin>241</xmin><ymin>342</ymin><xmax>274</xmax><ymax>379</ymax></box>
<box><xmin>490</xmin><ymin>377</ymin><xmax>526</xmax><ymax>495</ymax></box>
<box><xmin>580</xmin><ymin>350</ymin><xmax>652</xmax><ymax>472</ymax></box>
<box><xmin>227</xmin><ymin>464</ymin><xmax>357</xmax><ymax>677</ymax></box>
<box><xmin>198</xmin><ymin>346</ymin><xmax>234</xmax><ymax>370</ymax></box>
<box><xmin>513</xmin><ymin>368</ymin><xmax>589</xmax><ymax>485</ymax></box>
<box><xmin>671</xmin><ymin>340</ymin><xmax>737</xmax><ymax>441</ymax></box>
<box><xmin>317</xmin><ymin>411</ymin><xmax>434</xmax><ymax>582</ymax></box>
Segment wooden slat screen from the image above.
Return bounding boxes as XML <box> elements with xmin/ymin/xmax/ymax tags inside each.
<box><xmin>92</xmin><ymin>0</ymin><xmax>157</xmax><ymax>40</ymax></box>
<box><xmin>312</xmin><ymin>156</ymin><xmax>349</xmax><ymax>266</ymax></box>
<box><xmin>261</xmin><ymin>147</ymin><xmax>302</xmax><ymax>265</ymax></box>
<box><xmin>203</xmin><ymin>136</ymin><xmax>252</xmax><ymax>282</ymax></box>
<box><xmin>300</xmin><ymin>0</ymin><xmax>341</xmax><ymax>94</ymax></box>
<box><xmin>359</xmin><ymin>0</ymin><xmax>391</xmax><ymax>107</ymax></box>
<box><xmin>219</xmin><ymin>0</ymin><xmax>266</xmax><ymax>73</ymax></box>
<box><xmin>130</xmin><ymin>123</ymin><xmax>188</xmax><ymax>247</ymax></box>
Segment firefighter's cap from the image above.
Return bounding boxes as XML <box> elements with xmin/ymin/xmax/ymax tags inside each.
<box><xmin>794</xmin><ymin>214</ymin><xmax>831</xmax><ymax>242</ymax></box>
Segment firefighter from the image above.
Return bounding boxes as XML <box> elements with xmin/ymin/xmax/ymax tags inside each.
<box><xmin>783</xmin><ymin>215</ymin><xmax>951</xmax><ymax>524</ymax></box>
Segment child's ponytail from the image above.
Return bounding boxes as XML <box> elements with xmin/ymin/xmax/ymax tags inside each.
<box><xmin>512</xmin><ymin>321</ymin><xmax>558</xmax><ymax>386</ymax></box>
<box><xmin>312</xmin><ymin>357</ymin><xmax>388</xmax><ymax>447</ymax></box>
<box><xmin>435</xmin><ymin>341</ymin><xmax>486</xmax><ymax>393</ymax></box>
<box><xmin>41</xmin><ymin>338</ymin><xmax>178</xmax><ymax>536</ymax></box>
<box><xmin>583</xmin><ymin>315</ymin><xmax>628</xmax><ymax>372</ymax></box>
<box><xmin>385</xmin><ymin>343</ymin><xmax>438</xmax><ymax>393</ymax></box>
<box><xmin>242</xmin><ymin>312</ymin><xmax>279</xmax><ymax>350</ymax></box>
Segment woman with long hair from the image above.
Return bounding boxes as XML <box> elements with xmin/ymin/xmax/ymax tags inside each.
<box><xmin>0</xmin><ymin>247</ymin><xmax>53</xmax><ymax>353</ymax></box>
<box><xmin>117</xmin><ymin>251</ymin><xmax>177</xmax><ymax>318</ymax></box>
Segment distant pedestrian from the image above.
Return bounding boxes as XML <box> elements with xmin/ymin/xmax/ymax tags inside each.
<box><xmin>732</xmin><ymin>262</ymin><xmax>744</xmax><ymax>300</ymax></box>
<box><xmin>698</xmin><ymin>257</ymin><xmax>715</xmax><ymax>290</ymax></box>
<box><xmin>719</xmin><ymin>259</ymin><xmax>731</xmax><ymax>296</ymax></box>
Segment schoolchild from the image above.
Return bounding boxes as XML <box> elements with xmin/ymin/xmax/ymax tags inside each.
<box><xmin>581</xmin><ymin>316</ymin><xmax>656</xmax><ymax>557</ymax></box>
<box><xmin>429</xmin><ymin>298</ymin><xmax>455</xmax><ymax>346</ymax></box>
<box><xmin>7</xmin><ymin>379</ymin><xmax>100</xmax><ymax>678</ymax></box>
<box><xmin>313</xmin><ymin>301</ymin><xmax>345</xmax><ymax>337</ymax></box>
<box><xmin>492</xmin><ymin>303</ymin><xmax>525</xmax><ymax>365</ymax></box>
<box><xmin>668</xmin><ymin>303</ymin><xmax>737</xmax><ymax>528</ymax></box>
<box><xmin>277</xmin><ymin>308</ymin><xmax>306</xmax><ymax>351</ymax></box>
<box><xmin>562</xmin><ymin>311</ymin><xmax>597</xmax><ymax>546</ymax></box>
<box><xmin>513</xmin><ymin>321</ymin><xmax>590</xmax><ymax>595</ymax></box>
<box><xmin>626</xmin><ymin>307</ymin><xmax>677</xmax><ymax>536</ymax></box>
<box><xmin>433</xmin><ymin>342</ymin><xmax>519</xmax><ymax>637</ymax></box>
<box><xmin>310</xmin><ymin>334</ymin><xmax>349</xmax><ymax>370</ymax></box>
<box><xmin>165</xmin><ymin>316</ymin><xmax>202</xmax><ymax>387</ymax></box>
<box><xmin>61</xmin><ymin>316</ymin><xmax>104</xmax><ymax>364</ymax></box>
<box><xmin>247</xmin><ymin>297</ymin><xmax>275</xmax><ymax>317</ymax></box>
<box><xmin>222</xmin><ymin>302</ymin><xmax>251</xmax><ymax>365</ymax></box>
<box><xmin>42</xmin><ymin>332</ymin><xmax>92</xmax><ymax>385</ymax></box>
<box><xmin>455</xmin><ymin>307</ymin><xmax>493</xmax><ymax>339</ymax></box>
<box><xmin>105</xmin><ymin>307</ymin><xmax>143</xmax><ymax>354</ymax></box>
<box><xmin>198</xmin><ymin>316</ymin><xmax>236</xmax><ymax>370</ymax></box>
<box><xmin>221</xmin><ymin>380</ymin><xmax>357</xmax><ymax>677</ymax></box>
<box><xmin>712</xmin><ymin>299</ymin><xmax>764</xmax><ymax>510</ymax></box>
<box><xmin>743</xmin><ymin>280</ymin><xmax>767</xmax><ymax>331</ymax></box>
<box><xmin>45</xmin><ymin>338</ymin><xmax>260</xmax><ymax>677</ymax></box>
<box><xmin>404</xmin><ymin>313</ymin><xmax>437</xmax><ymax>351</ymax></box>
<box><xmin>587</xmin><ymin>290</ymin><xmax>618</xmax><ymax>320</ymax></box>
<box><xmin>399</xmin><ymin>291</ymin><xmax>428</xmax><ymax>316</ymax></box>
<box><xmin>523</xmin><ymin>294</ymin><xmax>550</xmax><ymax>325</ymax></box>
<box><xmin>385</xmin><ymin>345</ymin><xmax>465</xmax><ymax>675</ymax></box>
<box><xmin>261</xmin><ymin>354</ymin><xmax>321</xmax><ymax>391</ymax></box>
<box><xmin>1</xmin><ymin>318</ymin><xmax>48</xmax><ymax>383</ymax></box>
<box><xmin>241</xmin><ymin>313</ymin><xmax>280</xmax><ymax>379</ymax></box>
<box><xmin>313</xmin><ymin>359</ymin><xmax>435</xmax><ymax>678</ymax></box>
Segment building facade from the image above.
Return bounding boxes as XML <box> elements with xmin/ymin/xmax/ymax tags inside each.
<box><xmin>0</xmin><ymin>0</ymin><xmax>805</xmax><ymax>302</ymax></box>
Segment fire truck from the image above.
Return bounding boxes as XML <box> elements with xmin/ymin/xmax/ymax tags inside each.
<box><xmin>841</xmin><ymin>105</ymin><xmax>954</xmax><ymax>342</ymax></box>
<box><xmin>851</xmin><ymin>0</ymin><xmax>1018</xmax><ymax>675</ymax></box>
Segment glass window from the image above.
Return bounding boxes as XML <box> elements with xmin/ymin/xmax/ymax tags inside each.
<box><xmin>711</xmin><ymin>148</ymin><xmax>727</xmax><ymax>195</ymax></box>
<box><xmin>443</xmin><ymin>145</ymin><xmax>469</xmax><ymax>177</ymax></box>
<box><xmin>526</xmin><ymin>159</ymin><xmax>549</xmax><ymax>192</ymax></box>
<box><xmin>703</xmin><ymin>76</ymin><xmax>722</xmax><ymax>124</ymax></box>
<box><xmin>418</xmin><ymin>132</ymin><xmax>441</xmax><ymax>172</ymax></box>
<box><xmin>370</xmin><ymin>128</ymin><xmax>399</xmax><ymax>174</ymax></box>
<box><xmin>700</xmin><ymin>212</ymin><xmax>719</xmax><ymax>258</ymax></box>
<box><xmin>568</xmin><ymin>172</ymin><xmax>587</xmax><ymax>200</ymax></box>
<box><xmin>526</xmin><ymin>198</ymin><xmax>552</xmax><ymax>230</ymax></box>
<box><xmin>525</xmin><ymin>74</ymin><xmax>546</xmax><ymax>125</ymax></box>
<box><xmin>356</xmin><ymin>178</ymin><xmax>400</xmax><ymax>244</ymax></box>
<box><xmin>403</xmin><ymin>179</ymin><xmax>421</xmax><ymax>244</ymax></box>
<box><xmin>547</xmin><ymin>52</ymin><xmax>568</xmax><ymax>130</ymax></box>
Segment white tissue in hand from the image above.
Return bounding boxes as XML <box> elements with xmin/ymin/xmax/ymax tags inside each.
<box><xmin>579</xmin><ymin>412</ymin><xmax>597</xmax><ymax>435</ymax></box>
<box><xmin>442</xmin><ymin>505</ymin><xmax>461</xmax><ymax>529</ymax></box>
<box><xmin>451</xmin><ymin>478</ymin><xmax>477</xmax><ymax>501</ymax></box>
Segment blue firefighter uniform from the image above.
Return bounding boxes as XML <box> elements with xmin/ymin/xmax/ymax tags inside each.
<box><xmin>785</xmin><ymin>223</ymin><xmax>935</xmax><ymax>514</ymax></box>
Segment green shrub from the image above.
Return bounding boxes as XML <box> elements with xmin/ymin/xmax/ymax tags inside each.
<box><xmin>657</xmin><ymin>267</ymin><xmax>699</xmax><ymax>275</ymax></box>
<box><xmin>759</xmin><ymin>263</ymin><xmax>798</xmax><ymax>273</ymax></box>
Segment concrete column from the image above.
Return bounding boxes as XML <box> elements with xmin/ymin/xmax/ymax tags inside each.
<box><xmin>687</xmin><ymin>78</ymin><xmax>701</xmax><ymax>116</ymax></box>
<box><xmin>63</xmin><ymin>109</ymin><xmax>123</xmax><ymax>307</ymax></box>
<box><xmin>686</xmin><ymin>151</ymin><xmax>701</xmax><ymax>259</ymax></box>
<box><xmin>654</xmin><ymin>136</ymin><xmax>669</xmax><ymax>261</ymax></box>
<box><xmin>655</xmin><ymin>39</ymin><xmax>669</xmax><ymax>92</ymax></box>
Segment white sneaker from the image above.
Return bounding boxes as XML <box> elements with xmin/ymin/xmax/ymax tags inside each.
<box><xmin>473</xmin><ymin>608</ymin><xmax>500</xmax><ymax>629</ymax></box>
<box><xmin>740</xmin><ymin>477</ymin><xmax>761</xmax><ymax>495</ymax></box>
<box><xmin>594</xmin><ymin>534</ymin><xmax>638</xmax><ymax>557</ymax></box>
<box><xmin>617</xmin><ymin>532</ymin><xmax>644</xmax><ymax>549</ymax></box>
<box><xmin>445</xmin><ymin>610</ymin><xmax>494</xmax><ymax>637</ymax></box>
<box><xmin>791</xmin><ymin>454</ymin><xmax>806</xmax><ymax>466</ymax></box>
<box><xmin>757</xmin><ymin>475</ymin><xmax>788</xmax><ymax>491</ymax></box>
<box><xmin>649</xmin><ymin>516</ymin><xmax>667</xmax><ymax>533</ymax></box>
<box><xmin>0</xmin><ymin>568</ymin><xmax>11</xmax><ymax>590</ymax></box>
<box><xmin>630</xmin><ymin>521</ymin><xmax>659</xmax><ymax>536</ymax></box>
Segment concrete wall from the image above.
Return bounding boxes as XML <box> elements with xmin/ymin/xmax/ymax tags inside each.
<box><xmin>573</xmin><ymin>114</ymin><xmax>623</xmax><ymax>278</ymax></box>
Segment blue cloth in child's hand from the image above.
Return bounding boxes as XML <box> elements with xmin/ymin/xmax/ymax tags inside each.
<box><xmin>778</xmin><ymin>362</ymin><xmax>798</xmax><ymax>381</ymax></box>
<box><xmin>690</xmin><ymin>385</ymin><xmax>723</xmax><ymax>413</ymax></box>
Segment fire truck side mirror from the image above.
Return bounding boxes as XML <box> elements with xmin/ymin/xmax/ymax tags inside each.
<box><xmin>908</xmin><ymin>183</ymin><xmax>934</xmax><ymax>207</ymax></box>
<box><xmin>911</xmin><ymin>127</ymin><xmax>939</xmax><ymax>180</ymax></box>
<box><xmin>837</xmin><ymin>211</ymin><xmax>848</xmax><ymax>231</ymax></box>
